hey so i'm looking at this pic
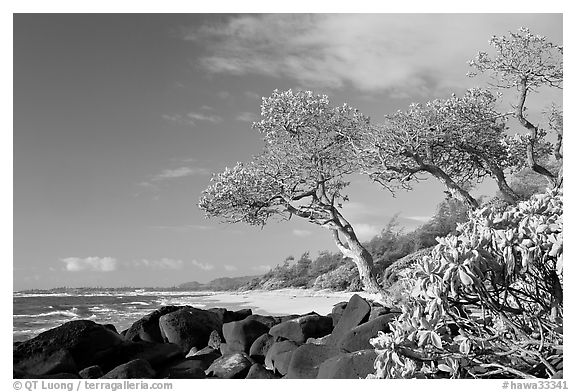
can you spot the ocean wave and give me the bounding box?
[157,297,207,307]
[124,301,151,306]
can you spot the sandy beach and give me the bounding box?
[207,288,385,316]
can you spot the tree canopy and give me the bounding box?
[199,89,380,292]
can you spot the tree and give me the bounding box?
[198,90,381,292]
[346,89,517,209]
[468,27,563,186]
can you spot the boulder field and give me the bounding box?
[13,294,400,379]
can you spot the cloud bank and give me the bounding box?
[61,257,118,272]
[182,14,560,96]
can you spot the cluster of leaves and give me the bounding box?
[369,189,563,379]
[467,27,563,89]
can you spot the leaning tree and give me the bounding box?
[199,90,381,292]
[345,88,520,209]
[468,27,563,187]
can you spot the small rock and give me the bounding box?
[205,352,253,379]
[102,359,156,379]
[306,335,331,345]
[79,365,103,379]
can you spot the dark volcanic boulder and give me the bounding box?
[102,359,156,379]
[13,320,125,376]
[79,365,103,379]
[264,340,299,376]
[124,306,182,343]
[269,313,333,344]
[285,343,343,379]
[208,308,252,324]
[14,348,77,377]
[327,295,370,346]
[244,314,278,329]
[159,307,222,353]
[222,318,270,353]
[316,350,378,379]
[205,352,253,379]
[92,341,184,373]
[248,333,275,364]
[338,314,397,353]
[246,363,280,379]
[331,301,348,327]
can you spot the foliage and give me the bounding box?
[347,88,516,207]
[369,189,563,379]
[467,27,562,90]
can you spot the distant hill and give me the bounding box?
[178,275,259,291]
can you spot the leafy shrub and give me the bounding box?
[313,261,362,291]
[370,189,563,379]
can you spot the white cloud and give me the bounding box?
[132,258,185,270]
[183,14,561,96]
[186,112,222,123]
[191,259,215,271]
[152,166,210,181]
[236,112,259,123]
[61,257,117,272]
[131,258,214,271]
[292,229,312,237]
[224,265,238,272]
[162,114,194,127]
[163,108,222,127]
[252,265,272,273]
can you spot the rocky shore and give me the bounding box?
[13,294,399,379]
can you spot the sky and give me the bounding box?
[13,13,563,290]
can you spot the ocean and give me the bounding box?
[13,289,257,342]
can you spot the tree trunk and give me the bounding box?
[488,163,521,203]
[421,163,480,209]
[516,79,558,187]
[331,229,381,293]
